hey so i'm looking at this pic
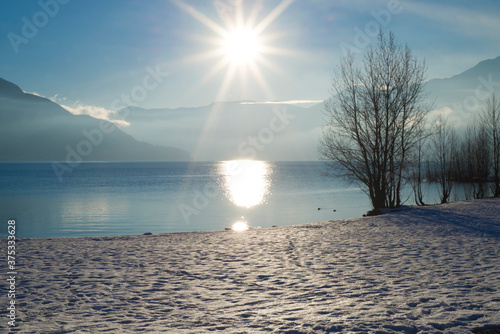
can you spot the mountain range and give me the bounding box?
[425,55,500,122]
[0,78,189,162]
[1,56,499,162]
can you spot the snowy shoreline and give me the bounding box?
[1,198,500,333]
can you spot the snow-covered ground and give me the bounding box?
[1,198,500,333]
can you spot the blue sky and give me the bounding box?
[1,0,500,115]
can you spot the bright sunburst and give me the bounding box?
[172,0,295,159]
[172,0,295,100]
[224,28,260,65]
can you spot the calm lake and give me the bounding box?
[0,161,454,238]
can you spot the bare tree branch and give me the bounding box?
[320,31,432,209]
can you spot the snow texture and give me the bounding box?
[1,198,499,333]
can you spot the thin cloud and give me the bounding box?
[241,99,323,105]
[60,103,130,127]
[26,91,44,97]
[26,91,130,127]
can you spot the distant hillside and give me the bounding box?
[425,56,500,123]
[0,78,190,162]
[114,101,324,161]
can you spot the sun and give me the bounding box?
[172,0,295,97]
[172,0,295,159]
[224,28,260,65]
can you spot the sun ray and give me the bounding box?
[191,63,237,160]
[181,57,229,99]
[215,61,238,102]
[246,0,264,29]
[191,102,224,161]
[171,0,227,37]
[254,0,295,35]
[238,61,250,95]
[249,62,275,99]
[234,0,245,30]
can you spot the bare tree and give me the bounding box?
[429,115,456,204]
[480,94,500,197]
[460,119,491,199]
[474,122,491,199]
[409,135,427,206]
[319,31,432,209]
[459,122,477,199]
[460,123,476,182]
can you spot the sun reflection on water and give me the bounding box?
[218,160,273,208]
[231,220,249,231]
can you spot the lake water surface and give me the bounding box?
[0,161,372,238]
[0,161,457,238]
